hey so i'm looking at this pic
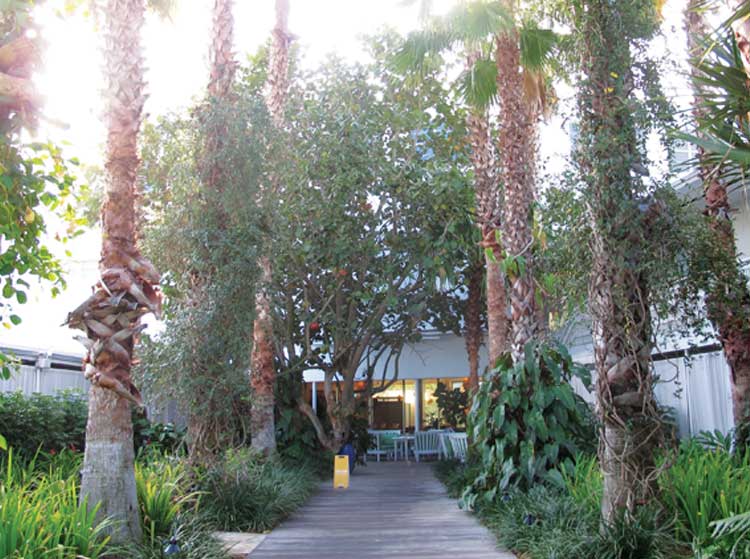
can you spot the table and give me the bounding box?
[394,435,414,462]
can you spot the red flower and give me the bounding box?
[49,449,57,455]
[310,321,320,332]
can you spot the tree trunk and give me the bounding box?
[465,50,505,368]
[250,0,290,454]
[687,0,750,439]
[68,0,159,544]
[81,388,141,543]
[464,261,484,390]
[495,26,538,363]
[577,0,661,522]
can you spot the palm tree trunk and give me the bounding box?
[464,261,484,390]
[577,0,660,522]
[466,51,506,367]
[250,0,291,453]
[688,1,750,439]
[68,0,160,544]
[495,27,538,363]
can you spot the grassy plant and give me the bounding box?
[0,450,112,559]
[135,455,200,545]
[659,441,750,552]
[433,459,479,499]
[122,513,228,559]
[198,448,318,532]
[559,453,602,514]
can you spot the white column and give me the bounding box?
[415,379,422,431]
[311,381,317,412]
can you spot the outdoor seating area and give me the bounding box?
[367,429,468,463]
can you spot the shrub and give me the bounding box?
[556,453,602,514]
[434,381,468,429]
[434,459,480,498]
[464,342,595,506]
[0,390,87,456]
[133,413,186,454]
[659,440,750,554]
[198,448,318,532]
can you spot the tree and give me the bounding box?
[250,0,291,455]
[271,56,472,451]
[397,1,557,363]
[568,0,664,521]
[0,2,79,377]
[683,1,750,442]
[65,0,160,543]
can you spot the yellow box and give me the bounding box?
[333,455,350,489]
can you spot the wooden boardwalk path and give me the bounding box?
[249,461,515,559]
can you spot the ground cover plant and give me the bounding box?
[436,434,750,559]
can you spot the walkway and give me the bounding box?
[249,461,514,559]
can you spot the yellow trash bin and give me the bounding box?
[333,455,350,489]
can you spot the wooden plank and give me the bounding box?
[249,461,515,558]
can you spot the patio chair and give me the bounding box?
[366,430,400,462]
[448,433,469,463]
[413,430,441,462]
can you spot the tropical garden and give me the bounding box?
[3,0,750,557]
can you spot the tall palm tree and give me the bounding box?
[66,0,160,543]
[464,259,485,389]
[397,1,554,365]
[728,0,750,78]
[573,0,661,521]
[494,1,539,362]
[685,1,750,441]
[250,0,291,454]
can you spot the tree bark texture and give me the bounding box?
[495,27,538,363]
[250,0,291,454]
[688,1,750,436]
[464,261,484,390]
[66,0,160,544]
[577,0,661,522]
[466,50,506,368]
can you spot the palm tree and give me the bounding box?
[250,0,291,454]
[66,0,160,543]
[464,259,484,389]
[572,0,661,521]
[728,0,750,78]
[397,1,554,364]
[685,1,750,441]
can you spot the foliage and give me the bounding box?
[0,0,83,373]
[0,389,185,458]
[0,450,112,559]
[463,342,595,505]
[0,390,87,457]
[136,89,270,455]
[197,448,318,533]
[434,381,468,429]
[270,41,474,449]
[557,453,602,514]
[658,440,750,554]
[434,459,480,499]
[132,414,186,454]
[122,513,228,559]
[135,455,197,545]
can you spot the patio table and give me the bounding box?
[394,434,414,462]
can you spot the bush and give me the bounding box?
[434,459,480,499]
[464,342,595,506]
[0,390,184,457]
[659,440,750,555]
[198,448,318,532]
[0,450,111,559]
[0,390,87,456]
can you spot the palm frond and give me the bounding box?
[519,25,557,72]
[457,56,498,109]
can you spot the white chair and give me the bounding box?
[413,430,441,462]
[448,433,469,463]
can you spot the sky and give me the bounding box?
[1,0,691,355]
